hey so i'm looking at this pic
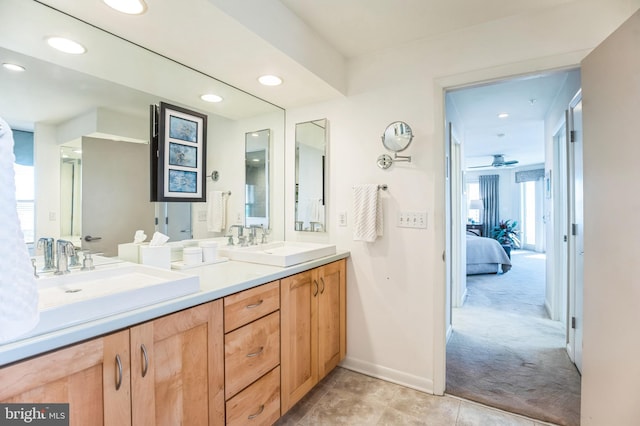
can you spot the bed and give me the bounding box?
[466,232,512,275]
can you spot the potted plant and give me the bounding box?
[491,219,521,258]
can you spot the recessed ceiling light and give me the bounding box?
[201,93,223,103]
[2,63,25,72]
[46,37,86,54]
[252,158,260,162]
[103,0,147,15]
[258,75,282,86]
[251,133,260,137]
[497,113,509,119]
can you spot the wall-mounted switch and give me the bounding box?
[397,211,427,229]
[198,210,207,222]
[338,211,347,226]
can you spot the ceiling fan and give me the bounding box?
[469,154,519,169]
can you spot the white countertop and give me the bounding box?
[0,250,350,367]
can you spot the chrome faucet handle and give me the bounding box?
[225,234,235,246]
[69,246,81,267]
[238,235,248,247]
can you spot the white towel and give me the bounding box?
[207,191,226,233]
[352,184,383,242]
[0,116,39,343]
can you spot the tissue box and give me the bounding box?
[118,243,142,263]
[140,246,171,270]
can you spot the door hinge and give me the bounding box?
[570,130,576,143]
[571,316,576,329]
[563,235,568,242]
[155,217,158,226]
[571,223,578,236]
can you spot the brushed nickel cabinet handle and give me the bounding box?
[246,299,264,309]
[248,404,265,420]
[115,354,123,390]
[246,346,264,358]
[141,344,149,378]
[313,280,319,297]
[320,277,325,294]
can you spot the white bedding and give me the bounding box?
[466,233,511,275]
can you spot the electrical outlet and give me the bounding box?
[49,212,56,221]
[338,211,347,226]
[397,211,427,229]
[198,210,207,221]
[236,212,243,224]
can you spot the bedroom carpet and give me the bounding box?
[446,250,581,426]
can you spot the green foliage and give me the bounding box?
[491,219,521,248]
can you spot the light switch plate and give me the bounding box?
[397,211,427,229]
[197,210,207,221]
[338,211,347,226]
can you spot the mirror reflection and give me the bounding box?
[381,121,413,152]
[245,129,270,229]
[2,0,285,256]
[295,119,327,232]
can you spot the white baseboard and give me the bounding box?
[340,356,434,394]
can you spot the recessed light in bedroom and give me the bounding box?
[46,37,86,54]
[103,0,147,15]
[497,112,509,119]
[201,94,223,103]
[258,75,282,86]
[2,63,25,72]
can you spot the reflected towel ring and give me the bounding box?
[209,170,219,182]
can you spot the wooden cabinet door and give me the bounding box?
[0,330,132,426]
[317,259,346,379]
[280,269,318,412]
[130,300,225,426]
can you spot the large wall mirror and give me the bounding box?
[1,0,285,256]
[245,130,270,229]
[295,119,327,232]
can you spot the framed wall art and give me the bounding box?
[150,102,207,202]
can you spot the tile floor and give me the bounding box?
[276,367,557,426]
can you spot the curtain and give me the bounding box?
[479,174,499,238]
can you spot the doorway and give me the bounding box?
[443,69,582,425]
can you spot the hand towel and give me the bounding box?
[207,190,226,233]
[0,116,39,343]
[353,184,383,242]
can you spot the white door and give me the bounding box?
[157,202,192,241]
[567,93,584,373]
[82,138,155,257]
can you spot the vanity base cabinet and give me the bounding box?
[280,259,346,413]
[0,300,224,426]
[130,299,225,426]
[0,330,132,426]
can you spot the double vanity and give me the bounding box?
[0,241,348,425]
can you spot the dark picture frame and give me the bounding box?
[150,102,207,202]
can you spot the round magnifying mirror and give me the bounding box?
[381,121,413,152]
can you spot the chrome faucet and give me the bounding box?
[227,225,244,245]
[249,224,264,245]
[54,240,75,275]
[37,237,55,271]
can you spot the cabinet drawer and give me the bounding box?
[224,281,280,333]
[225,311,280,399]
[226,366,280,426]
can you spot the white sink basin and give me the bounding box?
[218,241,336,267]
[30,263,200,337]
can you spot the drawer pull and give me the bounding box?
[313,280,319,297]
[115,354,123,391]
[141,344,149,378]
[246,346,264,358]
[320,277,325,294]
[247,404,265,420]
[246,299,264,309]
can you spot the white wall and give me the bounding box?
[581,10,640,425]
[285,1,640,395]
